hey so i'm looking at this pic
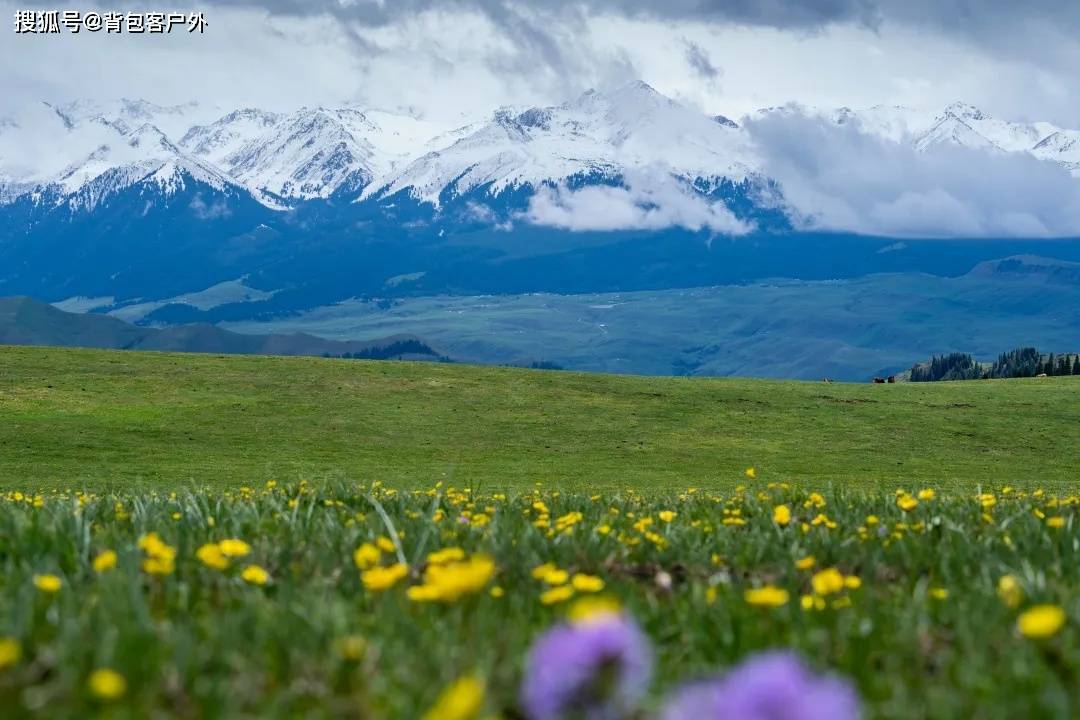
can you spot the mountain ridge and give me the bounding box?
[4,86,1078,215]
[0,296,448,361]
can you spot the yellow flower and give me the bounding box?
[1046,516,1066,529]
[540,585,575,605]
[376,536,397,554]
[930,587,949,600]
[917,489,936,501]
[427,547,466,565]
[744,585,789,607]
[795,555,816,570]
[87,668,126,700]
[811,568,845,596]
[138,532,176,575]
[408,555,496,603]
[422,674,485,720]
[844,576,862,590]
[745,467,756,479]
[33,574,61,593]
[92,550,118,573]
[353,543,382,570]
[531,563,569,586]
[1017,605,1066,639]
[896,494,918,512]
[571,573,605,593]
[142,556,175,575]
[196,543,230,570]
[658,510,677,523]
[362,563,409,591]
[0,637,21,669]
[241,564,270,586]
[490,586,505,598]
[997,575,1024,609]
[773,504,791,526]
[335,635,367,661]
[567,596,622,623]
[218,539,251,558]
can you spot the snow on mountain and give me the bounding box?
[181,106,448,200]
[913,114,1004,153]
[0,102,267,212]
[178,109,284,166]
[2,89,1078,217]
[362,81,759,206]
[54,98,212,141]
[934,102,1059,153]
[1032,130,1080,173]
[56,123,245,212]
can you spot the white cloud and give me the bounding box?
[525,171,752,234]
[3,3,1080,128]
[747,112,1080,238]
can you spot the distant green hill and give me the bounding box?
[0,344,1076,491]
[0,296,446,361]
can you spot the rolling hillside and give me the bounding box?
[0,296,446,360]
[0,345,1076,490]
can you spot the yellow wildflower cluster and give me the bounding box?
[138,532,176,575]
[532,562,605,605]
[408,554,496,603]
[800,566,861,611]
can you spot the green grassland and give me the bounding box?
[2,345,1080,719]
[0,344,1078,491]
[1,484,1079,719]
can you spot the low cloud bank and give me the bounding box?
[525,170,752,235]
[746,112,1080,239]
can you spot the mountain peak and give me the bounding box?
[943,101,987,122]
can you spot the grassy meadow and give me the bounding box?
[0,345,1079,718]
[0,345,1078,490]
[0,482,1079,718]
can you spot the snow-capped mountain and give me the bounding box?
[0,99,256,213]
[59,123,251,212]
[1032,130,1080,171]
[362,81,759,206]
[183,107,444,201]
[2,85,1079,221]
[53,98,212,143]
[178,109,283,166]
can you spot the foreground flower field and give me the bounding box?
[0,478,1078,718]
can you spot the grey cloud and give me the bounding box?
[747,112,1080,239]
[683,40,721,80]
[50,1,1078,34]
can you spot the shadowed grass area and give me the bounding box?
[0,344,1077,491]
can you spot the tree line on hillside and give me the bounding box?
[322,339,452,362]
[909,347,1080,382]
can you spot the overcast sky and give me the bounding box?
[3,0,1080,126]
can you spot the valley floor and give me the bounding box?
[219,271,1080,380]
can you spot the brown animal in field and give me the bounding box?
[887,376,896,383]
[873,377,886,384]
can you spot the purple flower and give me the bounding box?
[661,651,860,720]
[521,612,653,720]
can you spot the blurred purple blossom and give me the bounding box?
[660,651,860,720]
[521,612,652,720]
